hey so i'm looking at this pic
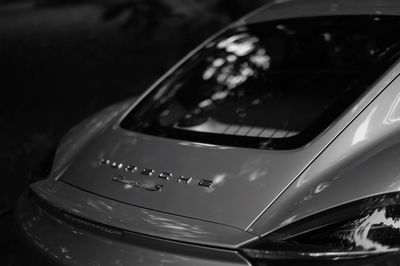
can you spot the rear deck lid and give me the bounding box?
[61,15,400,229]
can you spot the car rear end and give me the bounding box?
[15,0,400,265]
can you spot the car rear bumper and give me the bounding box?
[14,190,250,266]
[15,189,400,266]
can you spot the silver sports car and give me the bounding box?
[15,0,400,265]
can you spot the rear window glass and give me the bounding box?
[121,16,400,149]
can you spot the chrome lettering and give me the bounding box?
[177,176,192,184]
[159,172,172,180]
[141,168,155,176]
[100,158,111,165]
[125,165,138,173]
[199,179,213,188]
[101,159,214,190]
[111,162,124,169]
[112,175,163,192]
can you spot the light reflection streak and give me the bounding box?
[204,32,271,87]
[384,92,400,124]
[280,215,297,227]
[178,141,232,149]
[314,182,330,194]
[352,107,377,145]
[54,102,131,175]
[140,210,211,239]
[238,157,269,183]
[86,199,115,215]
[213,173,227,186]
[295,167,311,187]
[345,208,400,251]
[248,169,268,182]
[294,182,330,206]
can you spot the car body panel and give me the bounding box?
[15,191,250,266]
[243,0,400,25]
[49,98,136,178]
[31,179,256,248]
[14,0,400,264]
[15,190,400,265]
[250,67,400,236]
[61,126,318,230]
[59,58,400,231]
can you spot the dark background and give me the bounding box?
[0,0,268,264]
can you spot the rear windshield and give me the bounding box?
[121,16,400,149]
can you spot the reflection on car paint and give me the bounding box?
[352,107,378,146]
[140,210,211,239]
[347,208,398,251]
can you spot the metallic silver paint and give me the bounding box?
[250,69,400,236]
[59,59,400,230]
[52,99,135,180]
[243,0,400,25]
[30,179,257,248]
[16,191,251,266]
[16,1,400,264]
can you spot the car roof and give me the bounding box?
[244,0,400,24]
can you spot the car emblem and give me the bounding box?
[100,158,214,190]
[112,175,164,192]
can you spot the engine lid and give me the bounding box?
[61,127,332,230]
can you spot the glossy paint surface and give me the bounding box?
[15,192,249,266]
[58,57,400,231]
[50,98,135,177]
[243,0,400,25]
[31,179,256,248]
[250,66,400,236]
[17,0,400,261]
